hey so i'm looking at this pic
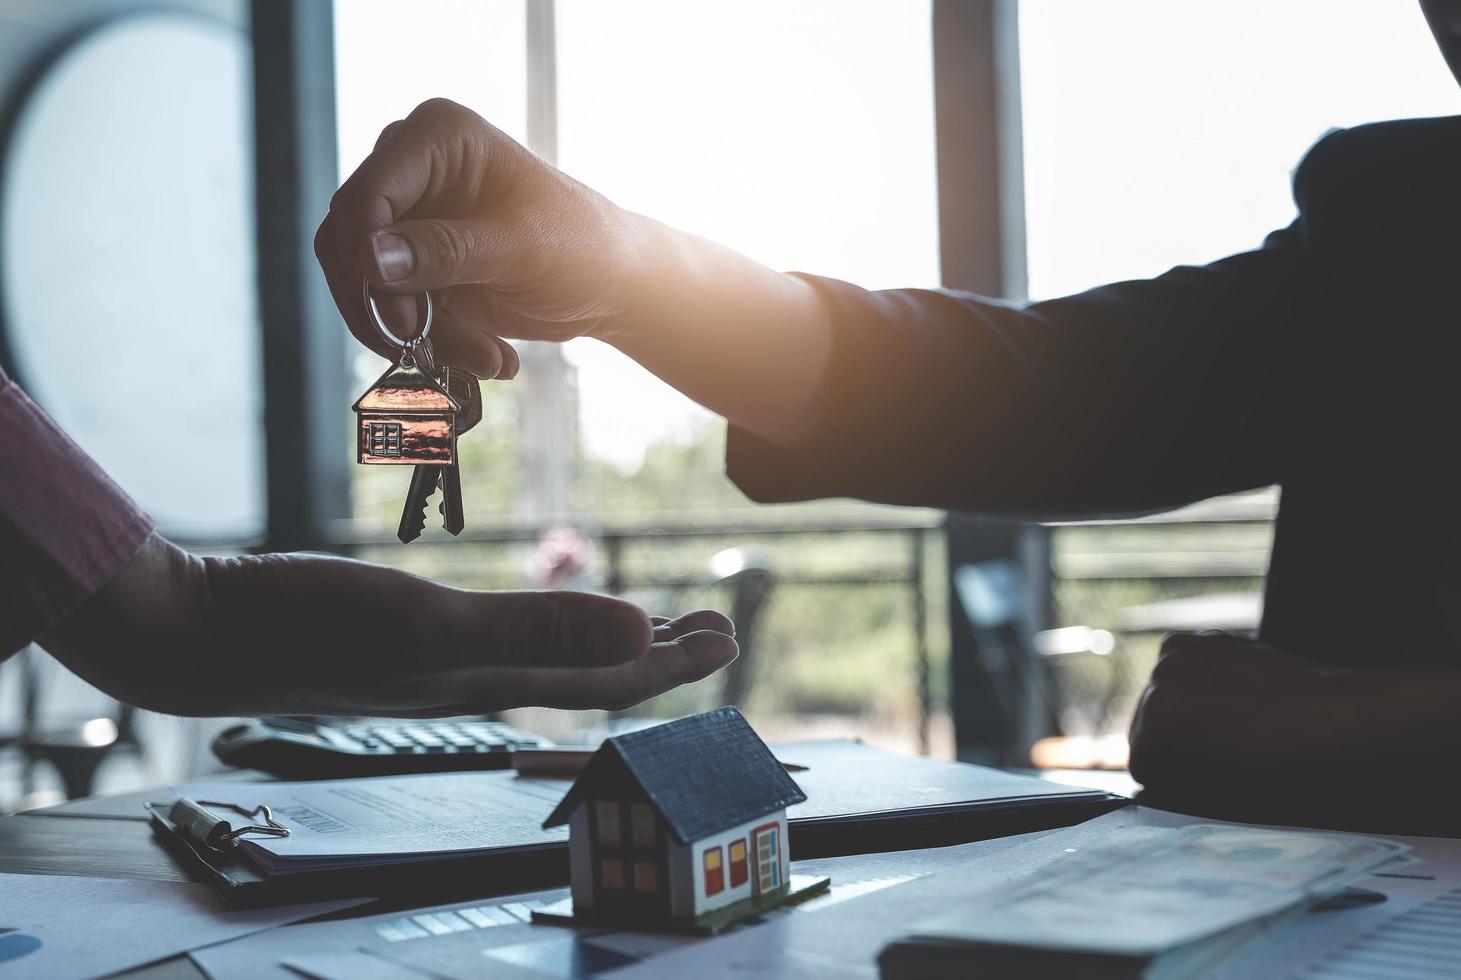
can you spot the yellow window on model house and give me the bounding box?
[630,803,656,846]
[595,801,621,846]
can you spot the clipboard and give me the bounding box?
[145,797,568,908]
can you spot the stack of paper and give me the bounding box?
[878,824,1409,980]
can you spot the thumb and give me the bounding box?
[363,218,517,294]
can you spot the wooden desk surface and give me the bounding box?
[3,776,276,979]
[3,802,196,977]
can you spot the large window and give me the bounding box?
[1021,0,1458,299]
[1018,0,1459,766]
[334,2,944,753]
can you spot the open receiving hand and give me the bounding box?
[1126,630,1361,789]
[317,98,645,380]
[39,533,738,717]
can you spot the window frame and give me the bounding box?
[593,800,622,847]
[728,838,748,888]
[630,802,656,847]
[633,860,659,893]
[310,1,1019,762]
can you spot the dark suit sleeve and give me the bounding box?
[726,225,1310,519]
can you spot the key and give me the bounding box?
[397,462,443,544]
[396,368,479,542]
[439,461,464,535]
[445,367,483,436]
[436,368,482,537]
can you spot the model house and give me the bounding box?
[351,359,459,465]
[541,707,820,928]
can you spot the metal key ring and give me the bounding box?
[364,280,433,349]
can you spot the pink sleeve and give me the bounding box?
[0,366,154,660]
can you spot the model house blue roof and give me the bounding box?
[542,707,806,844]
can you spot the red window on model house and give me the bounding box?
[728,839,748,888]
[703,846,724,895]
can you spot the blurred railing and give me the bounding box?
[328,511,945,750]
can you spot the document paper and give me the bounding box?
[0,872,358,980]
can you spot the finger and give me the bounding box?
[442,286,557,342]
[439,590,653,672]
[653,609,735,642]
[503,629,739,711]
[429,306,506,379]
[374,119,404,151]
[649,616,672,626]
[349,630,739,717]
[330,99,525,287]
[495,337,521,381]
[360,216,528,294]
[372,291,423,343]
[316,212,394,361]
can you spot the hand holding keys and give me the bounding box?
[350,282,486,543]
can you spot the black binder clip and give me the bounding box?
[169,797,291,852]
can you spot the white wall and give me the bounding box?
[684,812,789,917]
[568,806,594,911]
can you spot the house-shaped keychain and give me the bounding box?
[533,707,830,934]
[351,357,460,464]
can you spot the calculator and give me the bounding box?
[211,716,553,779]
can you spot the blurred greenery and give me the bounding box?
[1051,517,1273,736]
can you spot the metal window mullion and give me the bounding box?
[933,1,1050,765]
[252,0,350,553]
[518,0,575,521]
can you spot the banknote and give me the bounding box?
[895,824,1409,956]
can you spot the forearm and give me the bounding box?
[603,212,835,447]
[36,532,479,715]
[36,530,687,718]
[37,532,212,714]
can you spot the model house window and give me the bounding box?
[633,861,659,893]
[728,839,748,888]
[755,826,781,891]
[600,858,624,889]
[368,421,402,457]
[703,846,724,896]
[630,803,656,847]
[594,801,621,846]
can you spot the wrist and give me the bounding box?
[589,208,680,347]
